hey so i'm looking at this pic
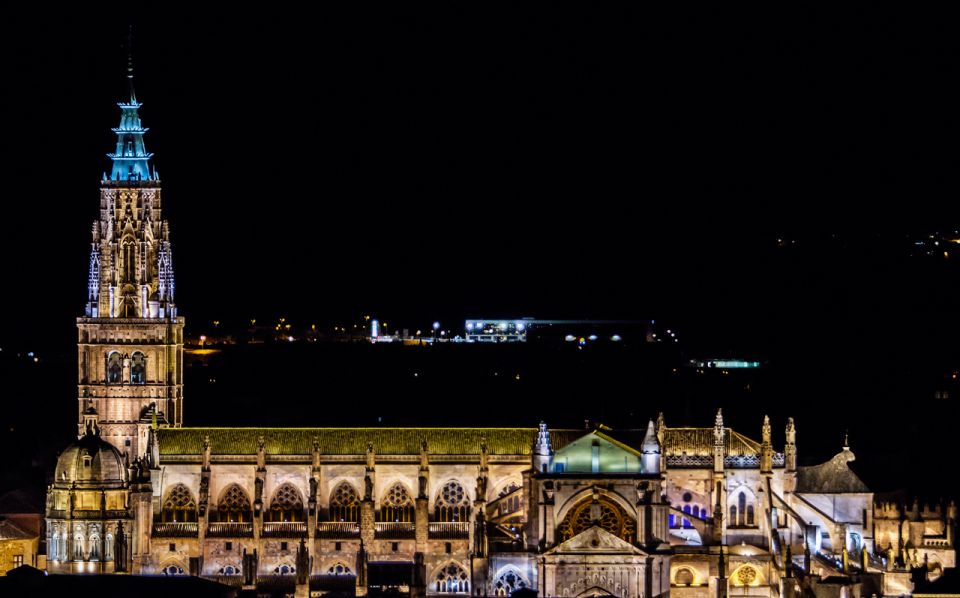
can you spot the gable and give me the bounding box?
[550,432,643,474]
[546,525,646,555]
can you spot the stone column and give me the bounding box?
[415,497,429,553]
[360,499,375,548]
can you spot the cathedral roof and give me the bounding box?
[157,427,584,457]
[53,429,127,489]
[157,425,767,459]
[796,447,870,493]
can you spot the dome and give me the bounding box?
[54,429,127,489]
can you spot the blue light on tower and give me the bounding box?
[106,47,155,181]
[371,319,380,339]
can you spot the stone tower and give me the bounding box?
[76,56,184,458]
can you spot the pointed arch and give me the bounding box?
[435,480,471,522]
[557,493,637,544]
[162,483,197,523]
[328,481,359,522]
[378,482,414,522]
[107,351,123,384]
[493,565,530,596]
[267,482,305,522]
[434,561,470,594]
[215,484,251,522]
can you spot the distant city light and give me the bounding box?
[693,359,760,369]
[611,335,622,341]
[433,321,440,330]
[467,323,474,330]
[588,335,598,341]
[565,335,576,342]
[287,336,294,342]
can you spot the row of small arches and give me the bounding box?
[668,492,756,528]
[161,480,475,524]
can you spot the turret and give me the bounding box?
[641,419,661,474]
[533,421,552,473]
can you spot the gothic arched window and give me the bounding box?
[268,483,305,522]
[74,533,84,560]
[216,484,252,523]
[107,352,122,384]
[89,530,101,561]
[729,505,738,527]
[105,533,114,561]
[493,569,528,596]
[122,238,136,284]
[747,504,755,526]
[378,483,414,522]
[435,481,471,522]
[130,352,146,385]
[436,563,470,594]
[162,484,197,523]
[329,482,359,522]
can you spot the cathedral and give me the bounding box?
[44,69,957,598]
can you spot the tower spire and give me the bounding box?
[108,27,153,182]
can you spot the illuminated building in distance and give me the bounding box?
[464,319,651,344]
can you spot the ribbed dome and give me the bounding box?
[54,431,126,489]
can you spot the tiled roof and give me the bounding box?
[158,427,583,456]
[157,426,763,458]
[0,518,34,541]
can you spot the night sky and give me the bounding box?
[2,6,958,343]
[2,7,960,498]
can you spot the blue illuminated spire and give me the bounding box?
[107,36,155,181]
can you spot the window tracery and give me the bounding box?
[162,484,197,523]
[268,483,305,522]
[329,482,359,522]
[216,484,251,522]
[378,482,414,522]
[435,480,470,522]
[436,563,469,593]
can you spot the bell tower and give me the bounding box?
[76,52,184,458]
